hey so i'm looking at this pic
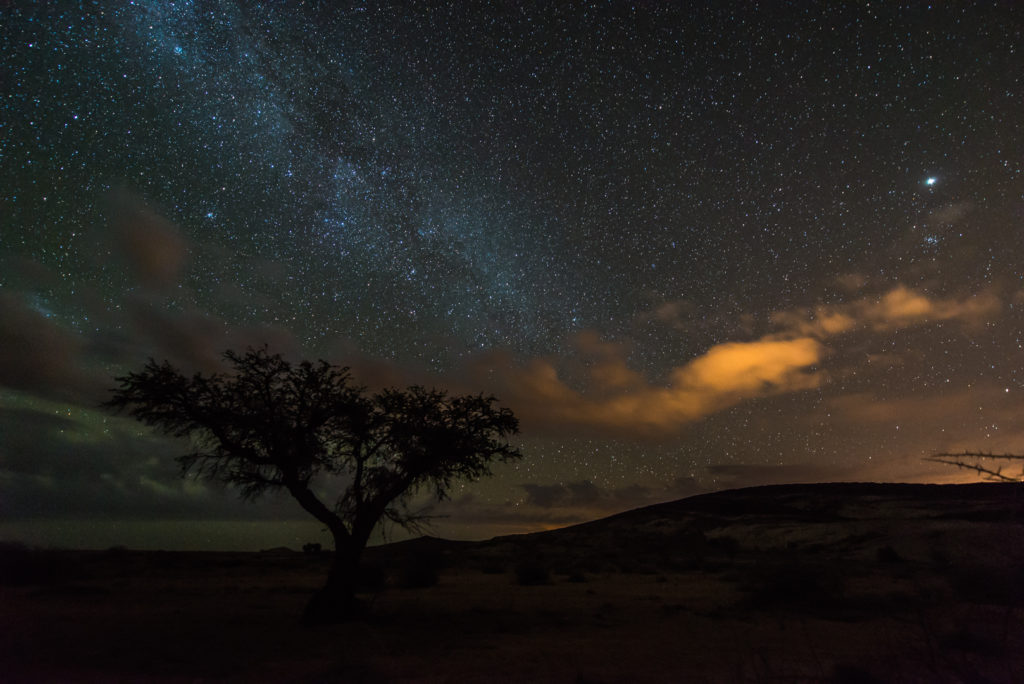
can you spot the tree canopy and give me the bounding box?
[106,347,521,621]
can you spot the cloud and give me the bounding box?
[476,285,1001,438]
[121,295,302,373]
[0,294,103,403]
[567,331,645,393]
[0,403,310,521]
[635,299,698,330]
[0,255,64,291]
[107,191,189,290]
[772,285,1000,339]
[835,273,868,291]
[521,480,605,508]
[479,334,824,435]
[928,201,973,225]
[672,338,822,396]
[873,286,998,327]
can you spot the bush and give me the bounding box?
[876,545,903,563]
[740,561,844,614]
[0,544,82,586]
[708,534,739,557]
[514,562,550,586]
[398,549,443,588]
[831,663,884,684]
[358,563,388,592]
[946,564,1023,606]
[400,563,439,588]
[480,562,506,575]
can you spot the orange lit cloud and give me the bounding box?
[772,285,1000,338]
[487,335,824,435]
[490,285,1001,437]
[673,338,822,395]
[872,286,999,327]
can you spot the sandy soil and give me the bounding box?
[2,549,1022,683]
[4,483,1023,682]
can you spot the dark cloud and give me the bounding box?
[0,408,79,476]
[107,190,189,290]
[0,255,64,291]
[123,295,302,373]
[521,480,604,509]
[0,294,104,404]
[0,406,307,522]
[124,298,234,372]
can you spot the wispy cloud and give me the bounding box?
[928,201,973,225]
[772,285,1000,338]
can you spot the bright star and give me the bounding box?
[925,177,938,186]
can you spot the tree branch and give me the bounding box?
[925,452,1024,482]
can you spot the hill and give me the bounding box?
[388,481,1024,576]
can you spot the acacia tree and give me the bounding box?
[105,347,521,623]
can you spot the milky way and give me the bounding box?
[2,2,1022,548]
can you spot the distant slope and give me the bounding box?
[437,481,1024,575]
[574,481,1024,526]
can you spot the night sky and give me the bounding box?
[2,2,1023,550]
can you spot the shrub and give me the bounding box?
[0,544,82,586]
[708,534,739,557]
[398,549,443,588]
[876,545,903,563]
[831,663,883,684]
[480,562,506,575]
[514,562,550,586]
[946,564,1023,606]
[740,561,844,615]
[400,563,439,588]
[358,563,388,592]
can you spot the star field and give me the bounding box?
[1,2,1023,548]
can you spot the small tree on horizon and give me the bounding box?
[105,347,521,623]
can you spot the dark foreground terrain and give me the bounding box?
[3,482,1024,682]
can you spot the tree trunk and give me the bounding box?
[302,538,364,625]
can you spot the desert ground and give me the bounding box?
[3,482,1024,683]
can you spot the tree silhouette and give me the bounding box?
[105,347,521,623]
[926,452,1024,482]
